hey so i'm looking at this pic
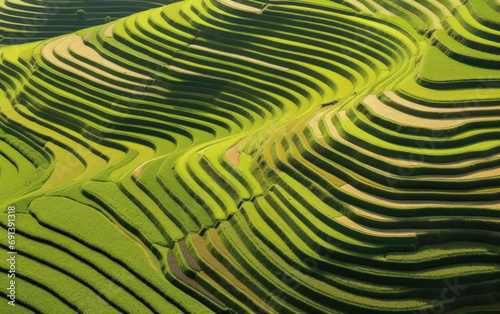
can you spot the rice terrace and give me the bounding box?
[0,0,500,312]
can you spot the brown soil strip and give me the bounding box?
[70,38,150,79]
[133,155,165,178]
[341,183,500,208]
[324,108,419,165]
[191,233,276,313]
[199,273,239,307]
[446,302,500,313]
[291,116,346,186]
[350,205,398,222]
[169,65,209,77]
[428,0,452,17]
[207,229,239,265]
[412,163,500,180]
[370,1,394,16]
[309,113,324,140]
[341,103,500,180]
[351,204,500,224]
[369,1,394,15]
[189,44,289,71]
[384,91,500,116]
[338,110,349,120]
[218,0,261,12]
[43,35,151,97]
[98,204,160,271]
[179,240,202,272]
[105,23,116,38]
[225,138,245,168]
[311,110,417,186]
[133,162,147,178]
[334,215,415,237]
[324,107,500,169]
[167,250,227,308]
[136,241,158,270]
[412,1,443,29]
[343,0,372,13]
[364,94,467,128]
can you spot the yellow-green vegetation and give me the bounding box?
[1,0,499,313]
[0,0,178,44]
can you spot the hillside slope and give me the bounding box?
[1,0,500,312]
[0,0,177,44]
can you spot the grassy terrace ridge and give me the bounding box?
[0,0,500,312]
[0,0,179,45]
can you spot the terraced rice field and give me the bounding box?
[0,0,177,44]
[1,0,500,312]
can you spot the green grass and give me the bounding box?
[417,46,500,85]
[0,0,499,312]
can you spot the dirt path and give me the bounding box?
[105,23,116,38]
[308,112,324,140]
[335,215,415,237]
[341,183,500,208]
[134,155,166,178]
[225,138,245,168]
